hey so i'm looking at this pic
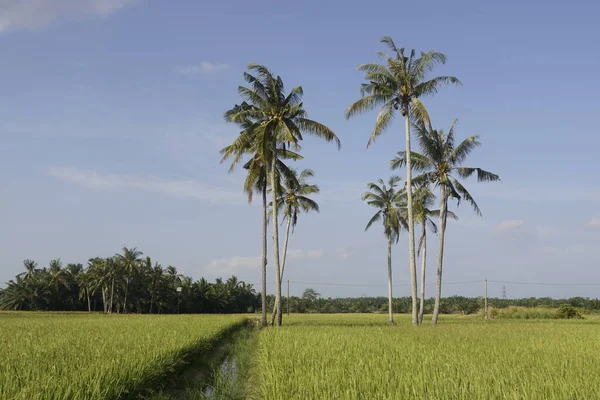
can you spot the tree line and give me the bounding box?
[0,248,259,314]
[266,291,600,315]
[222,36,500,326]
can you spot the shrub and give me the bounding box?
[556,304,584,319]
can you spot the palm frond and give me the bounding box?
[452,178,482,216]
[365,210,382,231]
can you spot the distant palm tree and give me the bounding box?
[19,259,39,281]
[270,168,320,325]
[346,37,461,325]
[391,120,499,324]
[115,247,142,313]
[225,63,339,326]
[362,176,407,324]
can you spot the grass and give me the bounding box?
[254,313,600,399]
[4,312,600,399]
[0,312,246,400]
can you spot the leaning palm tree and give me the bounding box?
[391,120,499,324]
[225,63,340,326]
[346,37,461,325]
[362,176,407,325]
[221,125,300,327]
[269,168,320,325]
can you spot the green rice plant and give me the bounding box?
[0,312,245,400]
[255,314,600,399]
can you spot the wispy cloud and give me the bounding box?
[46,166,244,205]
[587,217,600,228]
[174,62,231,75]
[205,249,324,276]
[205,256,261,276]
[0,0,138,33]
[287,249,325,260]
[495,220,526,232]
[335,247,353,260]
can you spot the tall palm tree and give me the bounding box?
[269,168,320,325]
[346,36,461,325]
[221,134,300,327]
[406,186,458,324]
[115,247,142,313]
[225,63,340,326]
[391,120,499,324]
[362,176,407,325]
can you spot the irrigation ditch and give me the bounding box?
[147,319,259,400]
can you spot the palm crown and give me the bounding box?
[391,120,500,215]
[362,176,408,243]
[345,36,462,145]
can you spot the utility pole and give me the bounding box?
[287,280,290,316]
[484,279,488,319]
[502,285,507,300]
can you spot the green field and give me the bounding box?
[0,312,245,400]
[2,312,600,399]
[254,314,600,400]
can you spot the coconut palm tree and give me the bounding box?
[221,133,300,327]
[19,259,39,281]
[269,168,320,325]
[346,37,461,325]
[406,186,458,324]
[225,63,340,326]
[115,247,142,313]
[362,176,407,325]
[390,120,499,324]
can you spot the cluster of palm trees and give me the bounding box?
[223,36,499,326]
[0,248,258,314]
[221,64,340,327]
[349,37,500,325]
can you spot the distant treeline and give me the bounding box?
[2,251,599,315]
[0,250,259,314]
[267,293,600,315]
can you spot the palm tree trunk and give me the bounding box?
[271,215,292,325]
[387,238,394,325]
[270,155,283,326]
[109,277,115,314]
[149,291,154,314]
[432,185,448,325]
[102,286,107,313]
[404,110,418,326]
[87,291,91,313]
[261,185,268,327]
[123,278,128,314]
[418,222,427,325]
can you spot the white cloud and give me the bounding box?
[495,220,526,232]
[46,166,244,205]
[335,247,352,260]
[0,0,138,33]
[205,256,261,276]
[204,249,324,276]
[586,217,600,228]
[287,249,325,260]
[174,62,230,75]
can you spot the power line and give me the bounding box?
[488,280,600,286]
[250,279,600,288]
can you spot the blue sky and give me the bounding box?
[1,0,600,299]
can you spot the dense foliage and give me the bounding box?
[0,248,259,314]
